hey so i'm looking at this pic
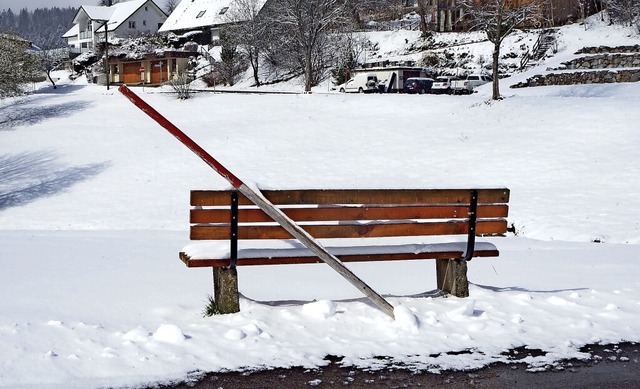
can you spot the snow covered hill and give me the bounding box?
[0,15,639,389]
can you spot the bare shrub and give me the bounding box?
[168,74,193,99]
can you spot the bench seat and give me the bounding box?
[180,237,499,267]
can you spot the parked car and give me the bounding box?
[451,74,493,94]
[403,77,434,94]
[431,76,459,95]
[337,73,379,93]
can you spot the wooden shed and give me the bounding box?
[108,50,197,86]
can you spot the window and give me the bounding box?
[219,7,228,15]
[196,10,206,18]
[129,21,136,28]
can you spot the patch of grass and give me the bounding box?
[202,294,222,317]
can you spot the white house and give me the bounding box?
[63,0,167,55]
[158,0,268,46]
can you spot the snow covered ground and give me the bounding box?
[1,17,639,389]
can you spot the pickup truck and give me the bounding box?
[450,74,493,94]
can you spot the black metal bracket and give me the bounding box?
[230,191,239,268]
[462,189,479,262]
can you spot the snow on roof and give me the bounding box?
[158,0,268,33]
[62,24,79,38]
[71,1,163,32]
[81,5,115,22]
[96,0,152,32]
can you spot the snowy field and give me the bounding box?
[1,18,640,389]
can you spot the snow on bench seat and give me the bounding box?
[180,236,499,267]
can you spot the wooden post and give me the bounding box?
[213,267,240,314]
[436,259,469,298]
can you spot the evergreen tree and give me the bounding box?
[0,9,17,32]
[213,28,246,86]
[0,32,42,98]
[17,8,30,33]
[0,7,77,48]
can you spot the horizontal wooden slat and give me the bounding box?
[180,249,500,267]
[190,220,508,240]
[190,204,509,224]
[191,188,510,207]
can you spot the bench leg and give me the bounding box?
[436,259,469,298]
[213,267,240,314]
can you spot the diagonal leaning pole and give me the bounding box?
[118,85,395,319]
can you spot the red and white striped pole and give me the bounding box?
[118,85,395,319]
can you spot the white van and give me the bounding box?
[338,73,379,93]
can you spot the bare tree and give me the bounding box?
[266,0,351,92]
[225,0,269,86]
[37,48,67,89]
[164,0,180,14]
[344,0,389,27]
[603,0,640,27]
[458,0,543,99]
[330,32,370,84]
[168,73,193,99]
[34,34,69,90]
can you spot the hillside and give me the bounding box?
[0,15,639,389]
[220,14,640,91]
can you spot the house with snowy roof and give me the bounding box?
[158,0,269,46]
[63,0,167,56]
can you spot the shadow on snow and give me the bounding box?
[0,96,92,131]
[0,150,110,210]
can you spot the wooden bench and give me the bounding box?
[179,188,510,314]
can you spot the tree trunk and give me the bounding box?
[252,64,260,87]
[492,42,501,100]
[417,0,430,38]
[46,70,57,89]
[304,49,313,92]
[250,50,260,87]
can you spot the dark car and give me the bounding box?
[403,77,434,94]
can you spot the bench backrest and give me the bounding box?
[188,189,510,240]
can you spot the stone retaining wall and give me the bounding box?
[557,53,640,70]
[511,45,640,88]
[512,69,640,88]
[575,45,640,54]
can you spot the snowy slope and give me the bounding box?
[0,16,639,389]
